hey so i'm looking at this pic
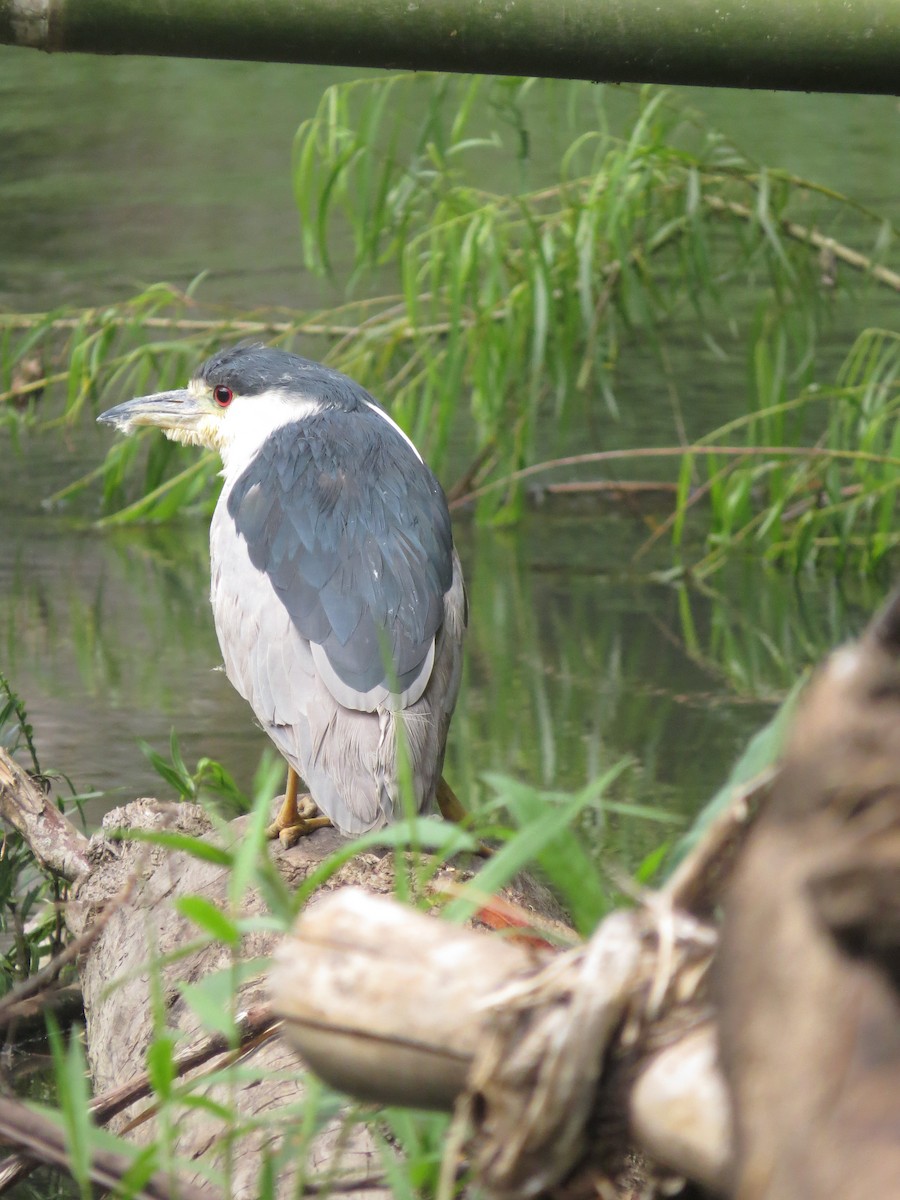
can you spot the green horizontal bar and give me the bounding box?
[1,0,899,95]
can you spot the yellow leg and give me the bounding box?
[436,776,492,857]
[266,766,332,846]
[436,776,468,824]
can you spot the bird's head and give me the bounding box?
[98,344,383,474]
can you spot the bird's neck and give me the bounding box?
[218,391,322,480]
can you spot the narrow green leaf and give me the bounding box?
[176,895,240,946]
[146,1032,177,1100]
[47,1018,93,1200]
[112,828,233,867]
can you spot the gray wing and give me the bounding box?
[224,408,454,712]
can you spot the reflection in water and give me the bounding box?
[0,513,258,821]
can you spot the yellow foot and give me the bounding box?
[266,793,332,846]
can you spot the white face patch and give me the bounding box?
[363,401,423,463]
[216,388,323,478]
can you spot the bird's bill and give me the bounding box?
[97,389,207,436]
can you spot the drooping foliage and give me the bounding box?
[2,76,898,568]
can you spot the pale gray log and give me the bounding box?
[0,748,91,882]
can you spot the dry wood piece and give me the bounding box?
[270,887,723,1196]
[270,887,548,1111]
[49,796,559,1200]
[629,1024,731,1194]
[68,804,399,1200]
[7,591,900,1198]
[465,910,643,1198]
[717,588,900,1200]
[0,748,91,882]
[0,1093,209,1200]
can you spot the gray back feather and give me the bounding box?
[226,408,453,708]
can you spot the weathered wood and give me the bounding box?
[271,888,724,1195]
[717,588,900,1200]
[0,748,91,882]
[466,908,647,1199]
[0,1093,209,1200]
[629,1024,731,1194]
[270,887,547,1111]
[62,798,562,1199]
[68,803,388,1198]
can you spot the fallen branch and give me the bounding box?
[270,888,725,1194]
[0,1003,278,1195]
[270,588,900,1199]
[0,1094,209,1200]
[0,982,82,1034]
[0,750,90,882]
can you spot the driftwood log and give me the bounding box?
[270,588,900,1200]
[0,757,567,1198]
[2,589,900,1199]
[269,844,731,1197]
[717,588,900,1199]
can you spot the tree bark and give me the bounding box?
[0,748,91,883]
[0,0,899,96]
[270,589,900,1200]
[61,798,566,1199]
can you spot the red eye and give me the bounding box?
[213,385,233,408]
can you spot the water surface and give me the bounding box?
[1,47,897,863]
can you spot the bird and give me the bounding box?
[98,344,467,843]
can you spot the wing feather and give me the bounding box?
[223,407,453,712]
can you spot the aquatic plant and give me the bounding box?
[1,77,897,572]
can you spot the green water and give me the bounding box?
[1,47,898,862]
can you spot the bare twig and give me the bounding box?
[92,1003,278,1125]
[0,982,82,1033]
[451,443,900,511]
[0,1151,35,1193]
[0,1004,279,1194]
[704,195,900,292]
[299,1175,389,1194]
[532,479,679,499]
[446,442,498,505]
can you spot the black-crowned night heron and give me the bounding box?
[98,344,467,843]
